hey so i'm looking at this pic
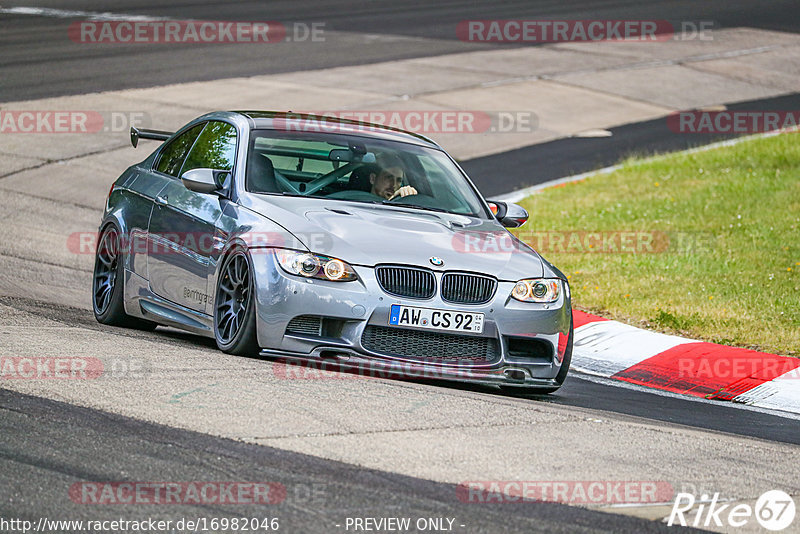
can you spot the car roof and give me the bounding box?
[232,110,440,148]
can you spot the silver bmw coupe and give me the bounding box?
[93,111,572,392]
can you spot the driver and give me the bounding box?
[370,154,417,200]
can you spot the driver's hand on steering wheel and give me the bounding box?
[388,185,418,200]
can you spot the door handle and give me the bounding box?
[155,194,168,205]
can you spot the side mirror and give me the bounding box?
[181,168,226,194]
[487,200,528,228]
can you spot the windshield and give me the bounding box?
[245,129,488,217]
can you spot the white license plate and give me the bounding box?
[388,304,484,334]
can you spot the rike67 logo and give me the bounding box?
[668,490,796,531]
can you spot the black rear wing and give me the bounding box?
[130,126,173,148]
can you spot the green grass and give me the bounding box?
[512,133,800,357]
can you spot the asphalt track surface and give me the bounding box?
[1,0,799,101]
[0,387,694,534]
[3,297,800,446]
[463,92,800,197]
[1,1,799,532]
[0,298,796,532]
[4,295,798,447]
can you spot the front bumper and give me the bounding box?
[250,250,571,388]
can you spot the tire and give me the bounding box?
[93,225,157,330]
[213,248,259,356]
[500,317,573,395]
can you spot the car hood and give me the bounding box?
[244,195,544,280]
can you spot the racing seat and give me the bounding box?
[247,153,279,193]
[347,163,381,192]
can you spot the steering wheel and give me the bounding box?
[326,190,384,202]
[385,193,438,206]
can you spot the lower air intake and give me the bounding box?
[285,315,323,336]
[361,326,500,364]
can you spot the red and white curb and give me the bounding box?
[572,311,800,415]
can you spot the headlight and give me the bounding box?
[275,250,358,282]
[511,278,561,303]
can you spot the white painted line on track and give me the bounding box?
[572,129,613,138]
[0,6,166,21]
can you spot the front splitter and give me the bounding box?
[260,347,560,389]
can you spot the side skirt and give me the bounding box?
[124,269,215,337]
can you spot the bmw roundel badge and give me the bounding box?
[429,257,444,267]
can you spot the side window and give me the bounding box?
[180,122,237,178]
[155,123,205,177]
